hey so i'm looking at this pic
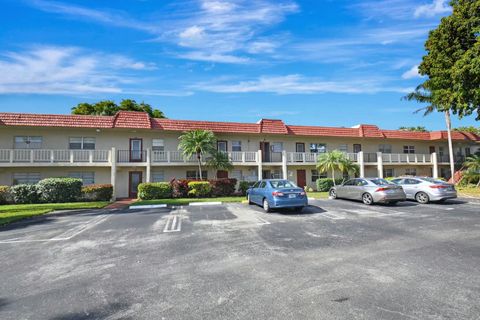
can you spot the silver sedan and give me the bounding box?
[391,177,457,204]
[329,178,406,205]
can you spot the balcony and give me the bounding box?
[150,150,258,164]
[0,149,110,165]
[287,152,358,164]
[380,153,432,164]
[117,150,147,163]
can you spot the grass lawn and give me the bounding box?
[0,201,110,225]
[134,196,246,206]
[457,186,480,198]
[307,191,329,199]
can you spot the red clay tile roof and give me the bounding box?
[0,111,478,142]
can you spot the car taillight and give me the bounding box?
[430,185,448,189]
[375,187,389,192]
[300,191,306,196]
[272,191,284,197]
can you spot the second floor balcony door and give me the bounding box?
[260,142,270,162]
[353,144,362,153]
[130,138,143,162]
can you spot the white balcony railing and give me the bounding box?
[381,153,432,164]
[0,149,110,164]
[150,151,258,164]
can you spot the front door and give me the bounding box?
[353,144,362,153]
[297,169,306,188]
[130,138,143,162]
[260,142,270,162]
[129,171,142,198]
[429,146,436,154]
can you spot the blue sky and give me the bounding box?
[0,0,478,130]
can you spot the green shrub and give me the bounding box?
[37,178,83,203]
[316,178,345,192]
[10,184,40,204]
[187,181,212,198]
[238,181,256,195]
[170,179,191,198]
[138,182,172,200]
[0,186,10,204]
[82,184,113,201]
[210,179,237,197]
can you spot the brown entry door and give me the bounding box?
[297,170,306,188]
[217,170,228,179]
[129,171,142,198]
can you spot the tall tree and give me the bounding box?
[207,151,234,178]
[463,155,480,187]
[72,99,166,118]
[404,0,480,179]
[316,150,359,185]
[454,126,480,135]
[178,130,216,180]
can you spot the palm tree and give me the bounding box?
[463,155,480,187]
[207,151,233,178]
[316,150,359,186]
[178,130,216,180]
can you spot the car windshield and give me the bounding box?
[419,177,445,184]
[269,180,297,188]
[370,179,393,186]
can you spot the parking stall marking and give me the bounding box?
[163,215,182,233]
[0,214,109,244]
[319,211,346,220]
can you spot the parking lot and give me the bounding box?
[0,198,479,319]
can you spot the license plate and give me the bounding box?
[289,194,296,198]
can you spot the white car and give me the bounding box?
[391,177,457,204]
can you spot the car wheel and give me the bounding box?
[329,189,337,199]
[263,198,271,213]
[415,192,430,204]
[362,193,374,205]
[247,195,253,205]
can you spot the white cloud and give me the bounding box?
[414,0,451,18]
[0,46,185,96]
[193,74,410,94]
[402,65,422,79]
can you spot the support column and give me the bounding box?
[257,149,263,181]
[358,151,365,178]
[432,152,439,178]
[377,152,383,178]
[282,150,288,179]
[110,147,117,200]
[146,148,151,183]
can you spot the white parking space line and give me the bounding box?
[0,214,109,244]
[189,202,222,206]
[163,215,182,233]
[256,217,271,225]
[320,211,346,220]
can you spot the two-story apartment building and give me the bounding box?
[0,111,479,199]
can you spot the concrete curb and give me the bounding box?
[189,202,222,206]
[129,204,168,210]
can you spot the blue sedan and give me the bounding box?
[247,179,308,212]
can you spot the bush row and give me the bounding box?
[138,178,239,200]
[0,180,113,204]
[316,178,345,192]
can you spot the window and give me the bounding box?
[69,172,95,185]
[338,144,348,153]
[405,178,421,185]
[405,168,417,176]
[271,169,282,179]
[13,172,41,185]
[439,147,445,156]
[379,144,392,154]
[370,179,393,186]
[69,137,95,150]
[14,136,42,149]
[217,141,227,152]
[152,139,164,151]
[271,142,283,152]
[465,147,471,156]
[232,141,242,152]
[259,181,267,188]
[269,180,296,188]
[310,143,326,153]
[343,179,355,186]
[252,181,260,188]
[403,145,415,154]
[311,169,327,182]
[354,179,369,186]
[152,171,165,182]
[231,170,242,181]
[186,170,208,180]
[383,168,395,178]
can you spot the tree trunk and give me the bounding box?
[197,152,203,180]
[332,168,336,186]
[445,110,455,182]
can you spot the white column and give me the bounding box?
[110,147,117,200]
[282,150,288,179]
[146,148,151,183]
[358,151,365,178]
[432,152,439,178]
[377,152,383,178]
[257,149,263,181]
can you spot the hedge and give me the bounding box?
[10,184,40,204]
[316,178,345,192]
[0,186,10,204]
[188,181,212,198]
[171,179,191,198]
[211,179,237,197]
[82,184,113,201]
[138,182,172,200]
[238,181,256,195]
[37,178,83,203]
